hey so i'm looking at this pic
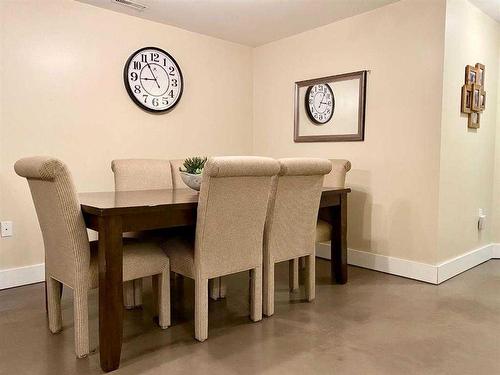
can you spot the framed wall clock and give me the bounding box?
[305,83,335,124]
[294,70,367,142]
[123,47,184,113]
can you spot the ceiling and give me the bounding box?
[469,0,500,22]
[78,0,399,47]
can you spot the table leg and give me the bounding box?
[98,215,124,372]
[331,192,348,284]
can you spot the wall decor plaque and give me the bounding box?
[461,63,485,129]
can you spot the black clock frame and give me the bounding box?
[305,84,335,125]
[123,46,184,114]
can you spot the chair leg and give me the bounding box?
[134,278,143,307]
[299,256,306,269]
[219,276,227,298]
[195,278,208,342]
[152,275,159,316]
[289,259,299,292]
[250,267,262,322]
[209,278,220,301]
[209,277,227,300]
[263,260,275,317]
[124,280,135,309]
[46,277,62,333]
[157,268,171,329]
[305,254,315,302]
[73,287,89,358]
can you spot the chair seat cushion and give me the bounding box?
[160,234,195,278]
[89,239,169,289]
[316,219,332,243]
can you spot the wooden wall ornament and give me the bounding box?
[461,63,485,128]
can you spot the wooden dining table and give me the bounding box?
[79,186,350,372]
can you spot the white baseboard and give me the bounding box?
[0,263,44,290]
[1,243,499,290]
[436,244,493,283]
[316,243,437,283]
[491,243,500,258]
[317,242,499,285]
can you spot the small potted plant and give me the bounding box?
[179,156,207,191]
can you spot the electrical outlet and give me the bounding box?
[478,209,486,230]
[1,221,13,237]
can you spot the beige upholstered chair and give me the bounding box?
[162,156,280,341]
[170,158,226,300]
[15,157,170,358]
[316,159,351,243]
[263,158,332,317]
[111,159,172,308]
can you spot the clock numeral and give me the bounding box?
[168,90,174,98]
[142,94,148,103]
[162,97,169,105]
[152,97,159,106]
[141,54,148,63]
[134,85,141,94]
[171,79,177,87]
[150,53,159,62]
[130,72,138,81]
[168,66,176,76]
[133,61,141,70]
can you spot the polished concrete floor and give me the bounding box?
[1,259,499,375]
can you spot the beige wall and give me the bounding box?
[438,0,500,262]
[1,0,499,273]
[252,0,447,263]
[0,0,253,269]
[492,34,500,243]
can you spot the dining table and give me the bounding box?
[79,186,350,372]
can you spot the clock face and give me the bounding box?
[305,84,335,124]
[124,47,183,113]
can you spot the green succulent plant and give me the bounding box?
[179,156,207,175]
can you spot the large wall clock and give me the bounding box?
[123,47,183,113]
[305,83,334,124]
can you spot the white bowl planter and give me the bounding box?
[180,172,202,191]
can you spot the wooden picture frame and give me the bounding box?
[475,63,485,86]
[294,70,367,142]
[465,65,477,85]
[471,84,481,112]
[479,89,486,111]
[468,112,480,129]
[461,84,472,114]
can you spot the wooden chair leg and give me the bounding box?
[195,278,208,342]
[263,261,275,317]
[73,287,90,358]
[46,277,62,333]
[289,259,299,291]
[157,267,171,329]
[305,254,315,302]
[250,267,262,322]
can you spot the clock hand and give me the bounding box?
[141,77,156,81]
[146,62,161,89]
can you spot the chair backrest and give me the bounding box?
[169,159,186,189]
[264,158,332,263]
[194,156,280,278]
[14,157,90,287]
[323,159,351,188]
[111,159,172,191]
